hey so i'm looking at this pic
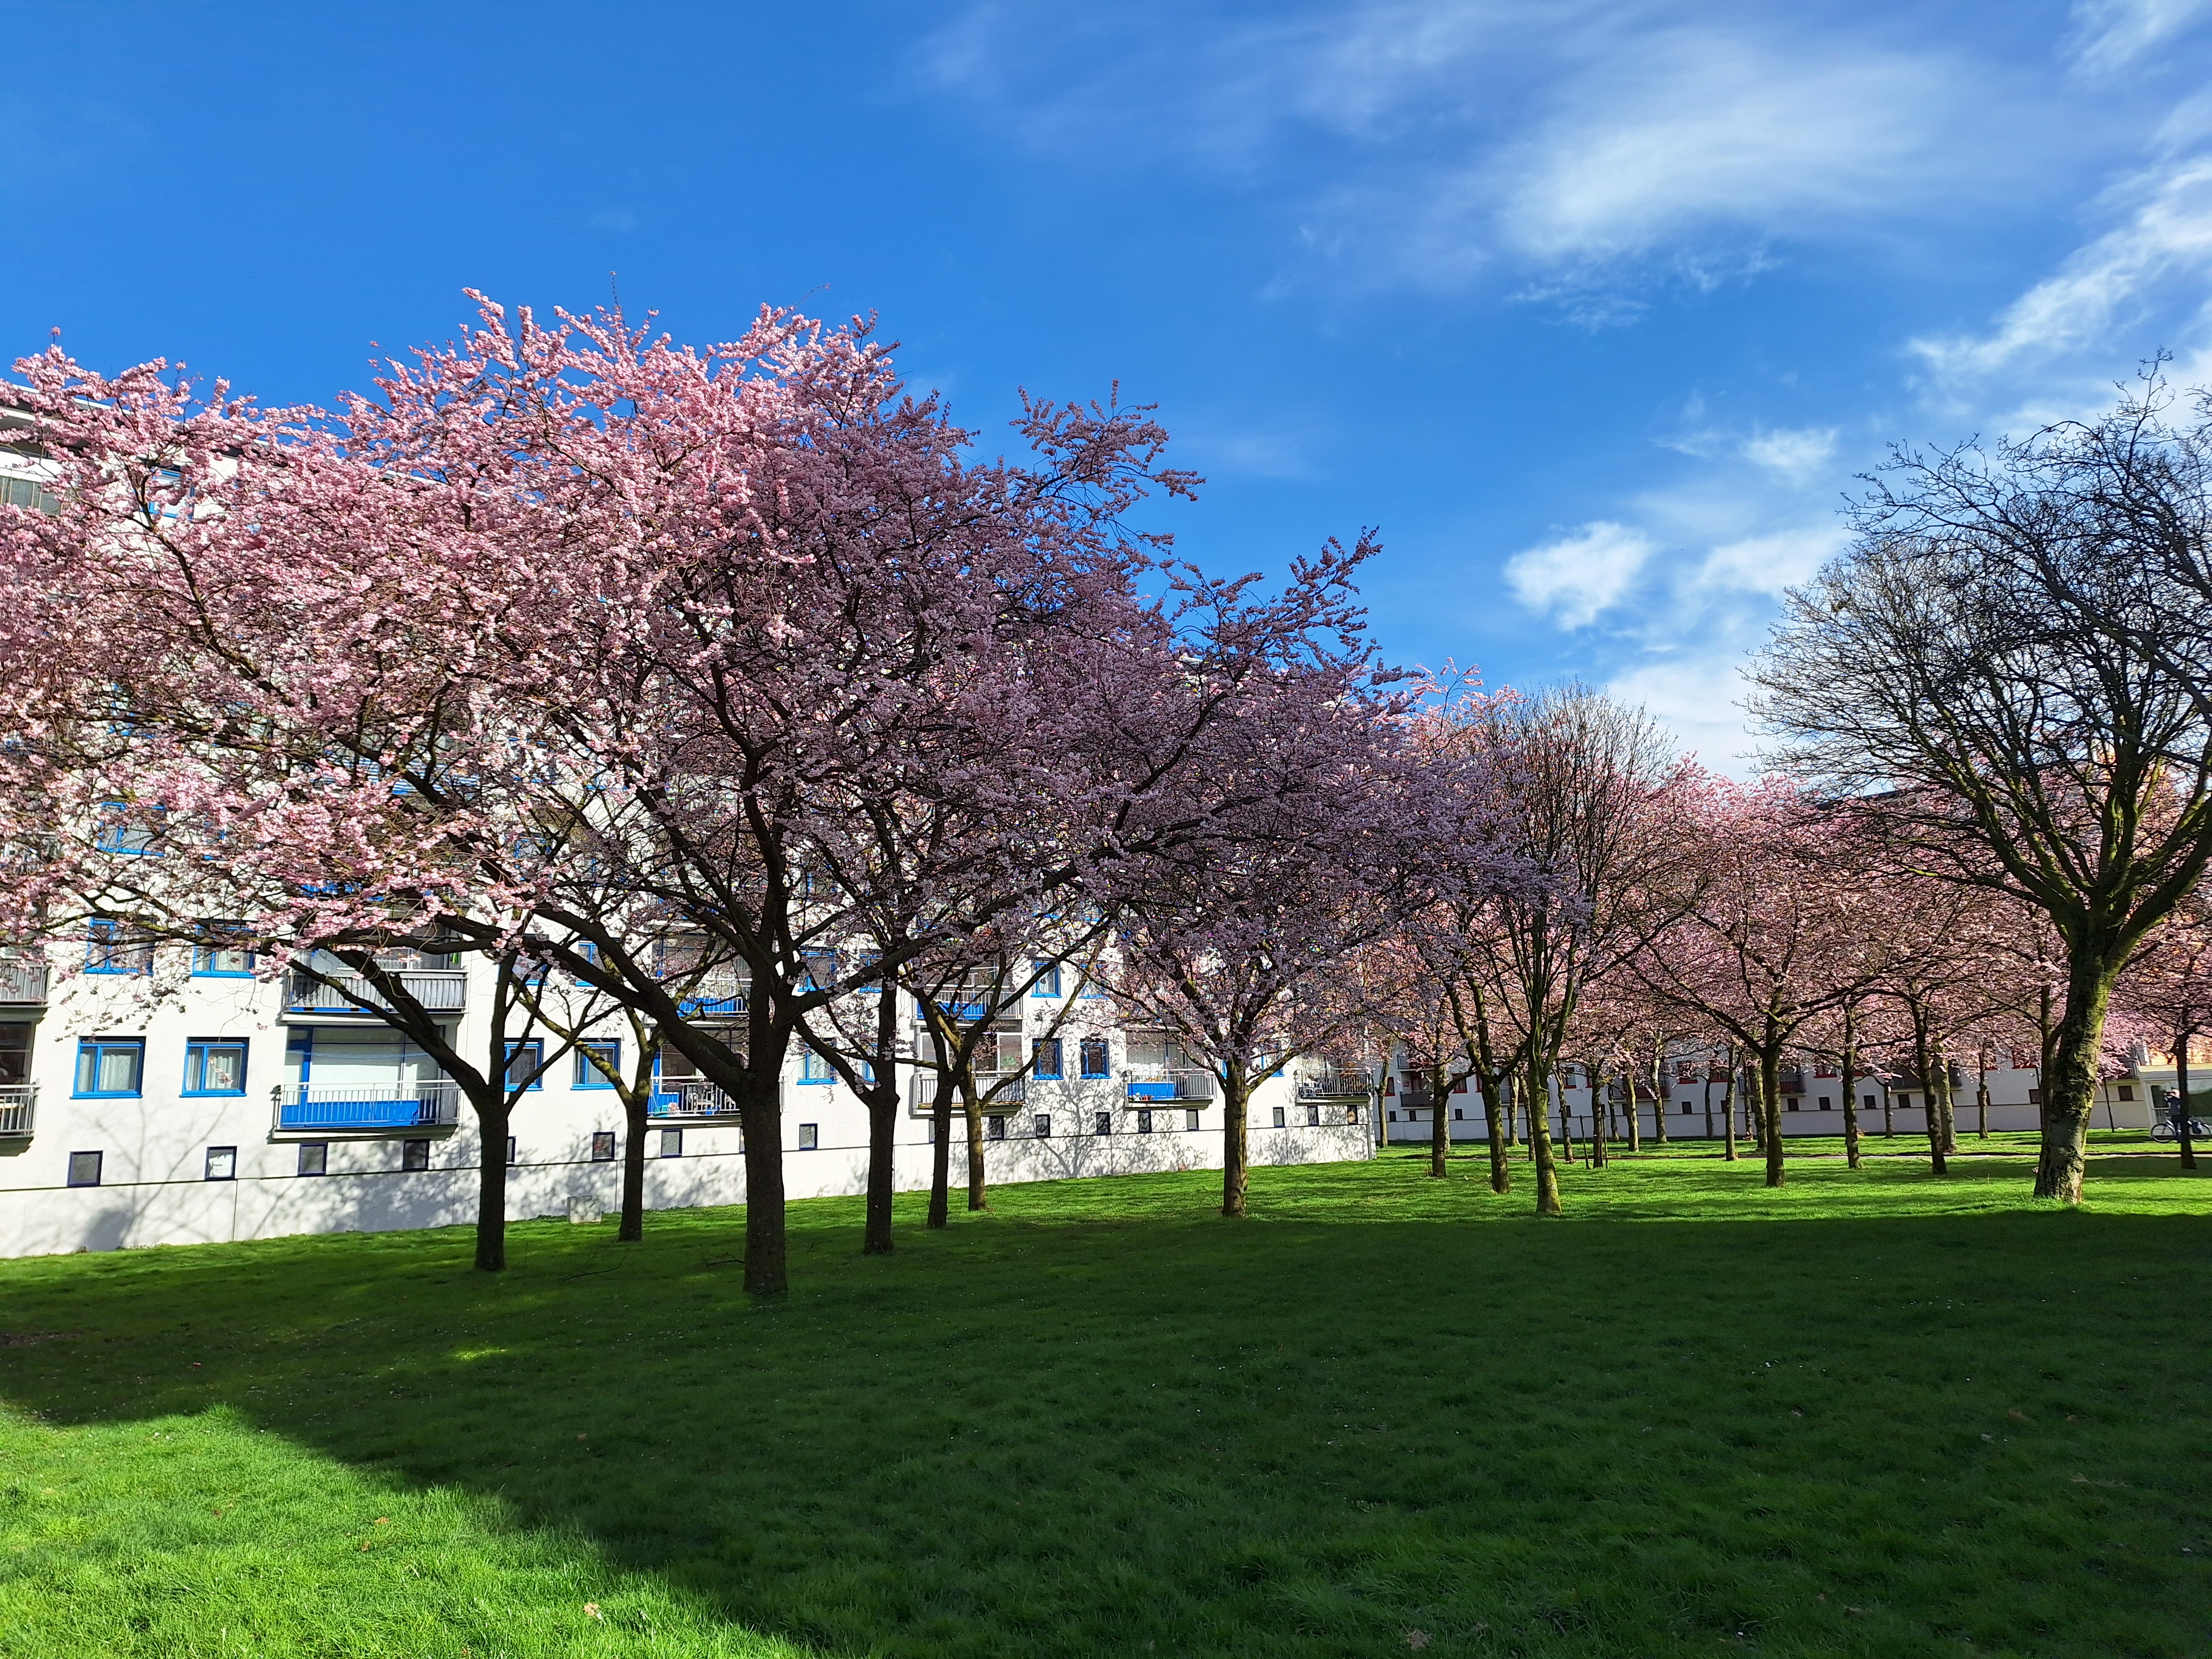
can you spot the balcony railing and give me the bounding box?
[0,960,47,1006]
[648,1079,743,1120]
[274,1081,460,1131]
[0,1083,33,1136]
[1297,1066,1372,1100]
[908,1070,1027,1108]
[1124,1068,1215,1102]
[673,969,748,1018]
[285,968,468,1015]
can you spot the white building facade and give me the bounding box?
[0,941,1373,1260]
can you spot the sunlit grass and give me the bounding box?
[1,1136,2207,1656]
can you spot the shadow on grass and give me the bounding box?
[3,1153,2211,1657]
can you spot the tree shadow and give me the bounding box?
[2,1159,2209,1657]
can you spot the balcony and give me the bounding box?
[1124,1068,1215,1103]
[285,968,468,1017]
[1297,1065,1372,1100]
[649,1078,744,1120]
[0,1083,33,1136]
[908,1070,1026,1109]
[673,968,748,1019]
[273,1081,460,1132]
[0,959,47,1007]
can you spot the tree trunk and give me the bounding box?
[1882,1082,1894,1137]
[2176,1026,2198,1172]
[1976,1047,1990,1140]
[1527,1061,1561,1216]
[740,1066,788,1296]
[927,1073,955,1229]
[1428,1060,1450,1179]
[1222,1065,1251,1218]
[1648,1047,1667,1144]
[1702,1064,1715,1142]
[618,1087,647,1243]
[1840,1011,1862,1172]
[1586,1070,1609,1168]
[862,1087,898,1255]
[961,1072,988,1212]
[1480,1069,1511,1194]
[472,1095,510,1272]
[1911,1005,1948,1178]
[1758,1046,1785,1188]
[1720,1054,1738,1162]
[2033,946,2125,1201]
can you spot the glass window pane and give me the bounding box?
[203,1046,243,1092]
[97,1044,140,1094]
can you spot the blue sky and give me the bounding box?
[8,1,2212,767]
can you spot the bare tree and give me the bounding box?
[1749,375,2212,1201]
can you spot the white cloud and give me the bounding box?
[1490,37,1972,267]
[1739,426,1839,483]
[1693,526,1847,598]
[1605,657,1761,775]
[1503,520,1657,626]
[1911,153,2212,391]
[2069,0,2212,75]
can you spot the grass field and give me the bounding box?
[1,1135,2207,1657]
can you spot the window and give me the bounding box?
[74,1038,144,1098]
[1031,960,1062,997]
[1033,1114,1052,1139]
[401,1139,431,1172]
[93,804,159,856]
[0,474,59,512]
[798,1122,819,1150]
[2028,1086,2042,1105]
[1682,1101,1692,1115]
[2118,1084,2137,1101]
[1315,1105,1325,1126]
[659,1128,683,1158]
[85,919,150,976]
[66,1150,102,1187]
[505,1136,519,1166]
[1136,1108,1153,1135]
[191,937,255,977]
[1785,1097,1800,1112]
[204,1146,236,1181]
[1387,1109,1397,1122]
[1032,1038,1063,1080]
[1272,1105,1287,1128]
[1345,1105,1359,1125]
[1187,1109,1200,1132]
[183,1039,247,1096]
[1452,1075,1468,1092]
[799,1047,834,1085]
[504,1040,545,1092]
[1080,1037,1110,1079]
[1079,973,1107,998]
[1862,1094,1876,1110]
[1899,1093,1914,1109]
[297,1142,328,1177]
[1818,1096,1832,1111]
[590,1130,616,1162]
[1095,1110,1113,1136]
[575,1041,620,1089]
[986,1115,1006,1141]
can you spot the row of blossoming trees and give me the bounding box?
[2,306,2209,1287]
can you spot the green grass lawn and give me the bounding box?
[2,1137,2208,1658]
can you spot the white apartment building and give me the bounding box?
[1376,1047,2158,1146]
[0,940,1374,1260]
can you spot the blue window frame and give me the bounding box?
[574,1040,620,1089]
[93,803,160,856]
[286,1028,312,1082]
[1032,1038,1063,1080]
[1031,960,1062,998]
[74,1038,144,1098]
[1079,972,1108,998]
[183,1039,248,1096]
[85,919,150,976]
[191,939,255,977]
[1080,1037,1111,1079]
[799,1047,834,1085]
[505,1039,545,1092]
